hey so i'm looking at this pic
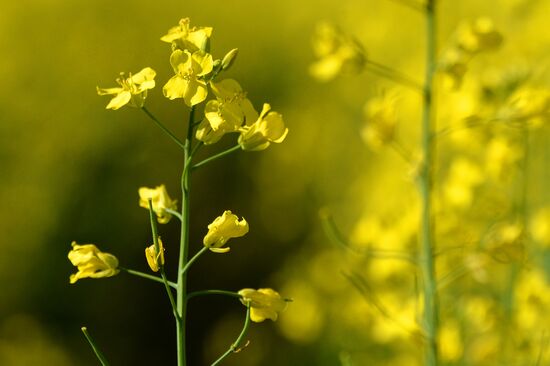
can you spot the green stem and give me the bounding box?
[177,106,196,366]
[148,199,179,320]
[187,289,242,301]
[419,1,439,365]
[81,326,110,366]
[142,107,186,150]
[366,60,423,92]
[164,208,183,221]
[119,267,177,289]
[211,303,251,366]
[161,269,179,318]
[192,145,241,170]
[181,246,209,276]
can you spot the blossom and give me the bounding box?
[163,49,213,106]
[97,67,156,110]
[310,22,366,82]
[498,87,550,127]
[530,207,550,247]
[203,210,248,253]
[160,18,213,52]
[145,237,165,272]
[197,79,259,144]
[361,92,399,150]
[238,103,288,151]
[455,17,503,54]
[68,242,119,284]
[238,288,288,322]
[138,185,177,224]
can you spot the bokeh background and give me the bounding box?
[1,0,549,365]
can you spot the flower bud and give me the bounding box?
[221,48,239,71]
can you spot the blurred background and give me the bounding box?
[0,0,549,365]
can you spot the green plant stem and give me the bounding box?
[419,1,439,365]
[366,60,423,92]
[142,107,186,150]
[187,289,242,301]
[176,106,195,366]
[192,145,241,170]
[181,246,208,276]
[164,208,183,221]
[211,303,251,366]
[147,199,179,320]
[119,267,177,289]
[81,326,110,366]
[161,269,179,318]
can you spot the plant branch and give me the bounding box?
[141,107,186,150]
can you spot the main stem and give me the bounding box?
[420,1,439,365]
[177,106,195,366]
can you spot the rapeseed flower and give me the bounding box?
[238,288,288,322]
[138,185,177,224]
[97,67,156,110]
[161,18,212,52]
[361,92,399,150]
[310,22,366,82]
[145,237,165,272]
[238,103,288,151]
[163,49,213,106]
[68,242,119,284]
[203,210,248,253]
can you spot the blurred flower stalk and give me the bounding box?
[69,17,290,366]
[311,0,549,365]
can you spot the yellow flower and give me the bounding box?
[498,87,550,127]
[163,49,213,106]
[238,288,288,322]
[203,210,249,253]
[97,67,156,110]
[195,119,227,145]
[361,92,399,150]
[309,22,366,82]
[238,103,288,151]
[197,79,259,145]
[68,242,119,284]
[138,185,177,224]
[160,18,213,52]
[530,207,550,247]
[456,17,503,54]
[145,237,165,272]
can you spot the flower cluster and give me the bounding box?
[310,22,366,82]
[74,17,290,365]
[440,17,503,88]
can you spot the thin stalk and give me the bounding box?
[211,303,251,366]
[419,1,439,365]
[181,246,209,276]
[187,289,242,301]
[366,60,423,92]
[119,267,177,289]
[164,208,183,221]
[192,145,241,170]
[176,106,196,366]
[81,327,110,366]
[148,199,179,319]
[141,107,186,150]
